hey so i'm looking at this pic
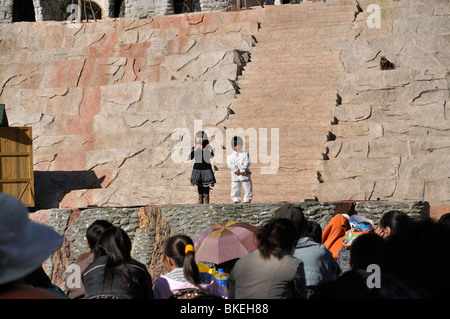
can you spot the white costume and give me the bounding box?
[226,150,253,203]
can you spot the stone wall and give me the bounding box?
[31,200,429,287]
[0,10,261,209]
[124,0,171,18]
[0,0,242,24]
[315,0,450,217]
[104,0,242,19]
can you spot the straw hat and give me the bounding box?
[0,193,63,285]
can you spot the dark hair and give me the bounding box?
[231,136,243,147]
[350,233,386,270]
[24,267,51,289]
[257,218,297,260]
[94,226,138,293]
[380,221,450,298]
[195,131,209,147]
[379,211,411,235]
[164,235,200,285]
[438,213,450,229]
[195,131,208,140]
[307,220,322,244]
[86,220,114,249]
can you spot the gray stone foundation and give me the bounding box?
[34,200,429,287]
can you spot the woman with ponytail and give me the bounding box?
[153,234,227,299]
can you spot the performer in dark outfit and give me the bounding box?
[189,131,216,204]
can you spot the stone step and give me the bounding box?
[223,121,333,134]
[212,174,322,186]
[239,66,340,76]
[213,179,320,190]
[236,82,340,94]
[247,53,341,64]
[211,184,318,203]
[228,109,335,120]
[212,183,320,195]
[230,101,335,110]
[229,95,337,106]
[249,52,343,62]
[257,23,351,36]
[260,2,355,14]
[223,121,333,132]
[212,174,321,186]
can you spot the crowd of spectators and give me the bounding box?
[1,193,449,300]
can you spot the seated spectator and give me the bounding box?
[375,211,411,239]
[25,266,67,298]
[337,215,374,274]
[380,220,450,299]
[274,204,339,295]
[322,213,351,259]
[307,220,323,244]
[313,233,386,299]
[314,229,432,299]
[153,234,226,299]
[65,219,113,299]
[437,213,450,229]
[0,193,64,299]
[82,226,153,299]
[349,232,385,270]
[228,218,306,299]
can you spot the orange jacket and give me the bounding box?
[322,214,350,259]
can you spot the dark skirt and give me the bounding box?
[190,168,216,187]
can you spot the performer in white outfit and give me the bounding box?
[226,136,253,203]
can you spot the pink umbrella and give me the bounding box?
[194,221,258,265]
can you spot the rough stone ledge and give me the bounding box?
[30,200,430,288]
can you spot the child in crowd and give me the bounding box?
[226,136,253,203]
[153,234,227,299]
[189,131,216,204]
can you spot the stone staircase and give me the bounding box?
[212,1,356,203]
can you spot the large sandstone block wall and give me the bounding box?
[0,10,261,209]
[316,0,450,215]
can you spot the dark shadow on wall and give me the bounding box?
[13,0,36,22]
[114,0,125,17]
[31,171,105,211]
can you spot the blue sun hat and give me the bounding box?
[0,193,63,285]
